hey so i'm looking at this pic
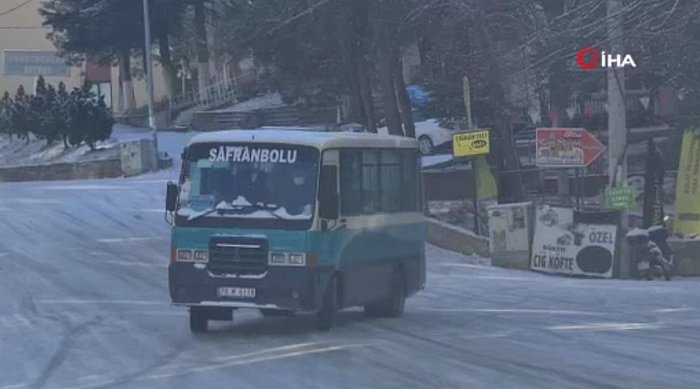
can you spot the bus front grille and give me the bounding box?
[208,237,268,275]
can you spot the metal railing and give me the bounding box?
[169,71,257,111]
[542,89,652,118]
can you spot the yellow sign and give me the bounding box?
[453,130,490,157]
[675,129,700,235]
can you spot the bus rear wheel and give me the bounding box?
[189,307,209,333]
[365,268,406,318]
[316,276,339,331]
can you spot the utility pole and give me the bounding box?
[463,76,479,234]
[143,0,159,171]
[607,0,629,277]
[463,76,473,129]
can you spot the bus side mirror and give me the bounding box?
[319,166,339,220]
[166,181,178,212]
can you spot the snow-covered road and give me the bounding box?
[1,133,699,388]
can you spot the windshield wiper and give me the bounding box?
[186,206,241,221]
[249,202,283,220]
[186,202,283,221]
[229,201,284,220]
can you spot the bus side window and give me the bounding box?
[402,152,418,212]
[360,151,380,214]
[340,151,363,216]
[380,151,402,213]
[319,165,339,220]
[341,150,418,216]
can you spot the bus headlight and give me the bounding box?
[176,249,193,261]
[288,253,306,266]
[176,249,208,262]
[270,252,287,265]
[194,250,208,262]
[269,252,307,266]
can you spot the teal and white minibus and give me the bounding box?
[165,129,427,332]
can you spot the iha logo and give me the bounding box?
[576,47,636,71]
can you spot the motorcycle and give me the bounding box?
[626,224,673,281]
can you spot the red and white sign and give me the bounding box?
[535,128,605,167]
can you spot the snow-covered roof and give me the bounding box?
[188,129,418,150]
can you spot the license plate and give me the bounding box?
[637,261,650,270]
[218,287,256,298]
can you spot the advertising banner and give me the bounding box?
[531,205,617,278]
[452,130,490,158]
[674,129,700,235]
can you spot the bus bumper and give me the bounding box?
[168,263,333,312]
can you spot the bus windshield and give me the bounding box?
[177,143,319,224]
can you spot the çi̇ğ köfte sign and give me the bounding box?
[530,205,618,278]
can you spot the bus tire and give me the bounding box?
[365,267,406,318]
[189,307,208,333]
[316,276,338,331]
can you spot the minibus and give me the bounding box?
[166,129,427,332]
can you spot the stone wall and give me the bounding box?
[0,159,122,182]
[427,218,490,257]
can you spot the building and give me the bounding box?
[0,0,167,113]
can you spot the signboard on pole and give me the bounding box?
[530,205,617,278]
[452,130,490,158]
[535,128,605,167]
[605,186,635,209]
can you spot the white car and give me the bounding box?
[377,119,456,155]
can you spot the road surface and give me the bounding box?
[1,132,699,389]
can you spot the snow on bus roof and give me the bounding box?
[187,129,418,149]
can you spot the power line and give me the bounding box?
[0,0,34,18]
[237,0,331,44]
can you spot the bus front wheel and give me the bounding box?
[365,268,406,318]
[316,276,339,331]
[189,307,209,333]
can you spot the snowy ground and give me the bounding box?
[0,124,162,168]
[0,132,699,388]
[0,134,119,167]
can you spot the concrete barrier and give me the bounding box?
[0,159,122,182]
[669,239,700,276]
[427,218,490,257]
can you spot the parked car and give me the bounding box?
[378,118,457,155]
